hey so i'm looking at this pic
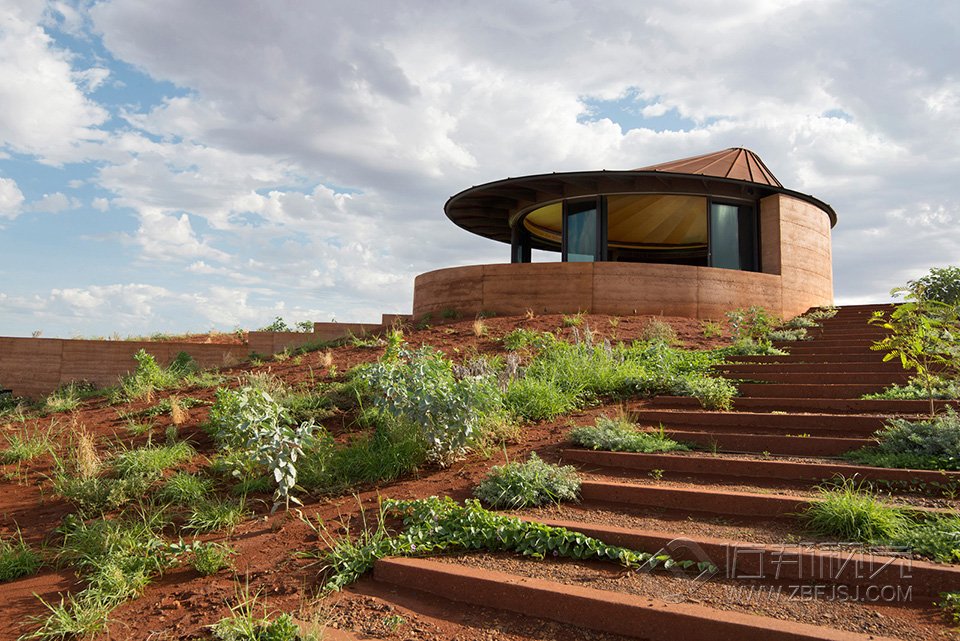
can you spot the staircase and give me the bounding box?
[368,304,960,641]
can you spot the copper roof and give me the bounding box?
[636,147,783,188]
[444,148,835,245]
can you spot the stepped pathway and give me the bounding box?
[368,304,959,641]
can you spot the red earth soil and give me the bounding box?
[2,312,954,641]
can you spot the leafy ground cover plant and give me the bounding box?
[319,497,712,592]
[802,478,909,543]
[168,539,235,575]
[845,409,960,470]
[0,529,42,582]
[939,592,960,625]
[862,375,960,401]
[473,452,580,508]
[569,414,689,453]
[898,515,960,563]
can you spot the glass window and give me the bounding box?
[565,201,597,262]
[709,203,741,269]
[709,202,757,271]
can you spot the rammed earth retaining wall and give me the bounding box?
[0,320,392,399]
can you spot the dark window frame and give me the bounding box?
[561,196,607,262]
[707,198,759,272]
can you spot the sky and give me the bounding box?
[0,0,958,338]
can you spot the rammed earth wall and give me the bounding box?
[0,320,391,399]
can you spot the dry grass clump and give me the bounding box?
[169,396,189,426]
[472,319,488,337]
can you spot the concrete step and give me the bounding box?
[374,557,900,641]
[580,479,950,518]
[526,516,960,598]
[630,408,887,432]
[718,362,901,374]
[562,449,960,485]
[737,383,886,399]
[656,429,869,456]
[646,395,956,414]
[722,371,909,385]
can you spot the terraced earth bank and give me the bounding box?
[1,306,958,641]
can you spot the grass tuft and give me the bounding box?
[802,478,909,543]
[0,530,42,582]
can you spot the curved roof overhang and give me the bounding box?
[444,170,837,247]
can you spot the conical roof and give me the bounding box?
[636,147,782,188]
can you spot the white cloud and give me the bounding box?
[0,0,108,161]
[133,209,230,262]
[2,1,959,337]
[26,191,80,213]
[0,176,25,218]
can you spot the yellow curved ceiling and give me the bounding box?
[522,195,707,250]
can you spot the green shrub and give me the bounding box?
[473,453,580,508]
[802,479,909,543]
[784,315,818,329]
[0,530,42,582]
[640,318,678,344]
[806,306,838,321]
[358,337,506,465]
[869,286,960,416]
[721,338,788,356]
[208,386,321,509]
[845,409,960,470]
[569,415,689,453]
[726,306,779,345]
[678,376,737,411]
[909,265,960,305]
[116,350,197,401]
[768,327,808,341]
